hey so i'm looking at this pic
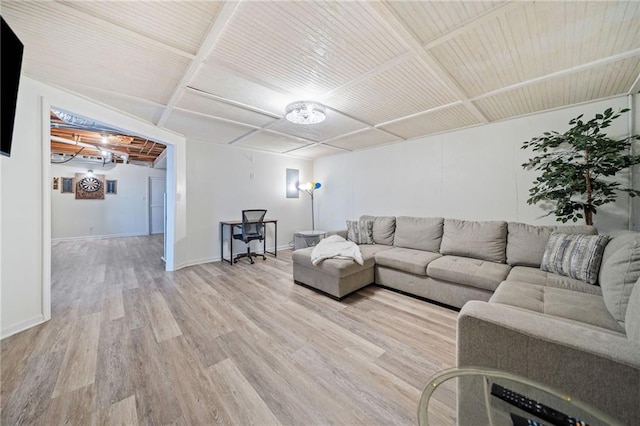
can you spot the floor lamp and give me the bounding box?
[298,182,321,230]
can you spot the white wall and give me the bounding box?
[184,141,314,265]
[1,77,186,339]
[315,95,640,233]
[51,162,166,239]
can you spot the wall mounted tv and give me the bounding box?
[1,16,24,157]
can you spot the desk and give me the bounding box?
[220,219,278,265]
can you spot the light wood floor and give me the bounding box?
[1,235,458,425]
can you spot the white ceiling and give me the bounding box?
[3,1,639,159]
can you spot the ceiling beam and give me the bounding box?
[157,1,242,127]
[366,1,489,125]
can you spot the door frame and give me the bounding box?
[41,95,184,322]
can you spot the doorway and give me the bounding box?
[149,176,167,261]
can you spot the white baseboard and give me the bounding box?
[52,232,148,242]
[1,314,45,340]
[174,244,292,271]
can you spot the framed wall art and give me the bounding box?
[61,177,74,193]
[106,179,117,194]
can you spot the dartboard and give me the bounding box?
[79,176,102,192]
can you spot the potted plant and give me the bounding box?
[521,107,640,225]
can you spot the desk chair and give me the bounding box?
[233,209,267,264]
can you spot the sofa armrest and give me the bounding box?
[327,229,348,239]
[457,301,640,424]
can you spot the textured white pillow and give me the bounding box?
[346,219,374,245]
[541,233,610,285]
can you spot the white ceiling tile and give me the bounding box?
[190,63,290,116]
[430,1,640,98]
[387,1,504,44]
[380,105,482,139]
[207,1,408,95]
[163,110,253,144]
[234,131,310,154]
[286,144,347,159]
[3,2,190,105]
[58,1,220,55]
[325,129,400,151]
[474,57,640,121]
[325,57,458,124]
[177,90,276,128]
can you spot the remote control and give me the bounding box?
[510,412,543,426]
[491,383,588,426]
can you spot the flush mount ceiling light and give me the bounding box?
[285,101,326,125]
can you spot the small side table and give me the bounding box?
[294,230,326,250]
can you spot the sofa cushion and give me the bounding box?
[490,281,624,333]
[541,233,610,285]
[506,223,597,268]
[598,231,640,323]
[441,219,507,263]
[374,247,441,276]
[359,215,396,245]
[427,255,511,292]
[626,277,640,342]
[291,246,374,278]
[506,266,602,296]
[394,216,444,252]
[346,219,374,245]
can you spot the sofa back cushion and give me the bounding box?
[599,231,640,323]
[441,219,508,263]
[626,277,640,342]
[359,215,396,245]
[507,223,597,267]
[394,216,444,252]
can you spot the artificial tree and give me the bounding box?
[521,107,640,225]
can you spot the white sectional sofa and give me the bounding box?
[291,215,640,424]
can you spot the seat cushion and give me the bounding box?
[506,266,602,295]
[490,281,624,333]
[292,246,374,278]
[374,247,441,276]
[427,255,511,292]
[393,216,444,252]
[441,219,508,263]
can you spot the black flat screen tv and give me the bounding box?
[1,16,24,157]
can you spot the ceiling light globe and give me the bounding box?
[285,101,326,125]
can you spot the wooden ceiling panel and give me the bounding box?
[207,1,408,95]
[58,1,220,55]
[386,0,504,45]
[474,57,640,122]
[234,130,310,154]
[325,128,399,151]
[325,57,458,124]
[380,104,482,140]
[430,1,640,98]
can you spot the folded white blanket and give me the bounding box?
[311,235,364,265]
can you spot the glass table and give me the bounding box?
[418,367,622,426]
